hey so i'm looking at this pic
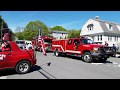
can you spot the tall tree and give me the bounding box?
[51,26,66,31]
[0,15,9,39]
[67,30,81,38]
[23,21,49,40]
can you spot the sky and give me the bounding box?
[1,11,120,32]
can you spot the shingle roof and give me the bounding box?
[92,18,120,35]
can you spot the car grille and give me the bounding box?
[99,47,114,54]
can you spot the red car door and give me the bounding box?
[66,39,74,53]
[0,51,12,69]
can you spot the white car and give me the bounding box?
[15,40,26,49]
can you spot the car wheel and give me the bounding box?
[15,61,31,74]
[100,58,107,63]
[83,52,93,63]
[54,50,59,57]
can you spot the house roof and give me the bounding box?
[52,30,68,34]
[92,18,120,35]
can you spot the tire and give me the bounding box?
[100,58,107,63]
[54,50,60,57]
[15,60,31,74]
[82,52,93,63]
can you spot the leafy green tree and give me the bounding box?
[15,32,24,40]
[0,15,9,39]
[23,21,49,40]
[51,26,66,31]
[67,30,81,38]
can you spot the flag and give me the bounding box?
[38,35,47,56]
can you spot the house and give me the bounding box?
[80,16,120,46]
[51,30,68,39]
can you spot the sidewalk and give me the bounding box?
[0,76,7,79]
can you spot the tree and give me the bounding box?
[67,29,81,38]
[23,21,49,40]
[15,32,24,40]
[0,15,9,39]
[51,26,66,31]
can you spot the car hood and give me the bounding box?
[83,44,107,48]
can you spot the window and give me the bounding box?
[109,24,112,29]
[108,36,110,41]
[100,35,102,41]
[74,39,80,45]
[80,39,95,44]
[87,24,94,31]
[98,35,99,41]
[115,36,116,41]
[68,39,72,45]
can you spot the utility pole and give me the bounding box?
[39,28,42,37]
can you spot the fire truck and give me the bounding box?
[52,37,114,63]
[32,36,53,52]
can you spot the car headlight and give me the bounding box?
[92,47,99,52]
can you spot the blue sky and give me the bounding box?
[1,11,120,32]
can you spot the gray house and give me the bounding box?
[80,16,120,46]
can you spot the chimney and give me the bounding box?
[95,16,100,19]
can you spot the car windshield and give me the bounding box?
[16,41,25,44]
[81,39,95,44]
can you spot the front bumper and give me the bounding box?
[91,52,109,60]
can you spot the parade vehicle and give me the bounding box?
[52,37,114,63]
[32,36,52,52]
[0,41,36,74]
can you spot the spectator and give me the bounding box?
[26,43,33,50]
[112,44,117,57]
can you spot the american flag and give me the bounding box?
[38,35,47,55]
[38,35,42,42]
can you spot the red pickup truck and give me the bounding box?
[52,37,114,63]
[0,41,36,74]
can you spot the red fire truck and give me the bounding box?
[52,37,114,63]
[32,36,53,52]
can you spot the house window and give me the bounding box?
[87,24,94,31]
[98,35,99,41]
[100,35,102,41]
[115,36,116,41]
[109,24,112,29]
[108,36,110,41]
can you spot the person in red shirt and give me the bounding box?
[2,41,11,51]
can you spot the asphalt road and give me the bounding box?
[0,52,120,79]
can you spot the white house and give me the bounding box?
[80,16,120,47]
[51,30,68,39]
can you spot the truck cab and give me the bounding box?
[0,41,36,74]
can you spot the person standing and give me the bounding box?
[112,44,117,57]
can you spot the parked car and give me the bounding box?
[15,40,26,49]
[0,41,36,74]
